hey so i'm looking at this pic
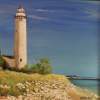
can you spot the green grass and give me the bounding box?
[0,69,71,96]
[0,70,70,86]
[0,69,99,100]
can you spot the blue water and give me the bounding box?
[71,80,99,94]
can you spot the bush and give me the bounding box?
[0,84,10,96]
[31,58,52,74]
[18,65,32,73]
[0,56,6,69]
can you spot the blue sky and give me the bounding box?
[0,0,99,77]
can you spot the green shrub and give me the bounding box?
[9,86,21,96]
[31,58,52,74]
[0,56,6,69]
[0,84,10,96]
[19,65,32,73]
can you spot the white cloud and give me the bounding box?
[28,15,48,20]
[35,9,55,13]
[85,9,100,19]
[87,1,100,5]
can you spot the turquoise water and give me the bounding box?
[71,80,99,94]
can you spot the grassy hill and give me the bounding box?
[0,70,99,100]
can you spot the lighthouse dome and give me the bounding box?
[16,6,26,17]
[17,6,25,13]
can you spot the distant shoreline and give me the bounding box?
[66,76,100,80]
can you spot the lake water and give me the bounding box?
[71,80,99,94]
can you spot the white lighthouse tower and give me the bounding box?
[14,6,27,69]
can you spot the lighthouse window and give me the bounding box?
[20,58,22,62]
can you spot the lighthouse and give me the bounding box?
[14,6,27,69]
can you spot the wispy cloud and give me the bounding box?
[87,1,100,5]
[28,15,48,20]
[35,9,55,13]
[85,9,100,19]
